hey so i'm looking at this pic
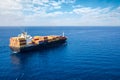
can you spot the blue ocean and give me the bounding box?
[0,27,120,80]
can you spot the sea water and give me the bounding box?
[0,27,120,80]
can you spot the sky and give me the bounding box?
[0,0,120,26]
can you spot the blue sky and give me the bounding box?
[76,0,120,8]
[0,0,120,26]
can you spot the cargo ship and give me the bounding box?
[9,32,67,53]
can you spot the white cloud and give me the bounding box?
[25,6,120,26]
[50,1,61,9]
[0,0,120,26]
[0,14,24,26]
[0,0,22,15]
[60,0,76,4]
[71,7,120,26]
[0,0,22,10]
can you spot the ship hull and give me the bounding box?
[10,39,66,53]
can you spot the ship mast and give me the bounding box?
[62,32,64,37]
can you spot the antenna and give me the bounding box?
[19,26,25,33]
[62,32,64,37]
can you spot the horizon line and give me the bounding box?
[0,26,120,27]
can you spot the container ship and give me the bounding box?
[9,32,67,53]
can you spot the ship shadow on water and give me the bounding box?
[22,42,67,54]
[10,43,67,65]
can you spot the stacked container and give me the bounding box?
[9,37,26,47]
